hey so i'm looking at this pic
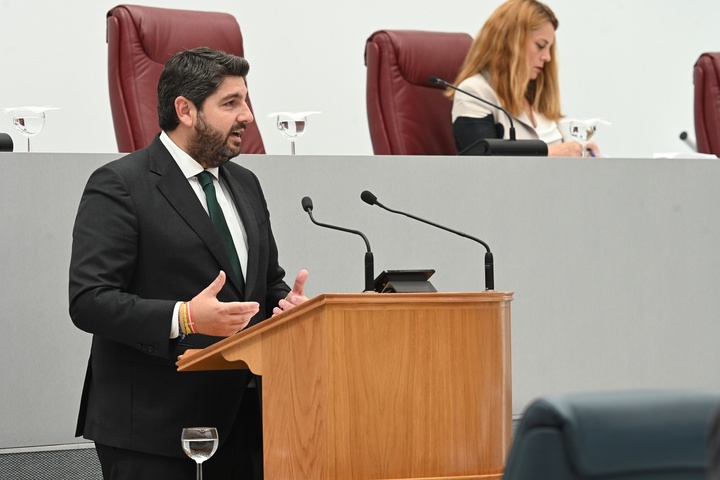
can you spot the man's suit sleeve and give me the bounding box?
[69,163,176,357]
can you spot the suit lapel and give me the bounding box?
[220,166,259,299]
[149,139,245,297]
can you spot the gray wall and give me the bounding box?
[0,1,719,158]
[2,152,719,448]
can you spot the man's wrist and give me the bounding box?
[179,301,196,336]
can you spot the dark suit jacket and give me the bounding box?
[68,136,290,457]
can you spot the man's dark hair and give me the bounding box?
[157,47,250,131]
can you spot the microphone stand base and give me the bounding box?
[380,280,438,293]
[373,269,437,293]
[459,138,548,156]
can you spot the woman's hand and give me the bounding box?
[548,140,601,157]
[586,141,601,157]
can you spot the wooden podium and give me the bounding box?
[177,292,513,480]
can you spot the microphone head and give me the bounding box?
[428,75,451,88]
[360,190,377,206]
[0,133,13,152]
[301,196,313,212]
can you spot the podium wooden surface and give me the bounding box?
[177,292,513,480]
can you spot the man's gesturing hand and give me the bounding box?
[272,269,309,316]
[189,271,259,336]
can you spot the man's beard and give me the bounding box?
[187,112,245,169]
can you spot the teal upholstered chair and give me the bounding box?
[504,389,720,480]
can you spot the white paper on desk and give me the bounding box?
[2,106,60,114]
[560,117,612,127]
[267,111,320,120]
[653,152,718,159]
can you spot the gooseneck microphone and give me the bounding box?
[361,190,494,291]
[430,75,519,141]
[429,75,548,157]
[301,196,374,292]
[679,131,697,151]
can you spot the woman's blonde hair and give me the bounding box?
[449,0,561,121]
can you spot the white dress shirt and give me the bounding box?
[160,131,249,338]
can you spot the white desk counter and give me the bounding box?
[2,152,719,448]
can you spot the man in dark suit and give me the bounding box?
[69,47,307,480]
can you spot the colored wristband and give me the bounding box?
[179,302,191,336]
[186,301,196,334]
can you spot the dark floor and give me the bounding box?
[0,417,522,479]
[0,446,102,480]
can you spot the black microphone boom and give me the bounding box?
[429,75,547,157]
[679,131,697,151]
[361,190,494,291]
[429,75,518,141]
[301,196,375,292]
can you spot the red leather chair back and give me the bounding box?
[365,30,472,155]
[694,52,720,157]
[106,5,265,154]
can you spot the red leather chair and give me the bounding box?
[106,5,265,153]
[365,30,472,155]
[693,52,720,157]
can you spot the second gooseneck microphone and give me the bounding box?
[361,190,494,291]
[679,131,697,151]
[301,196,375,292]
[429,75,548,157]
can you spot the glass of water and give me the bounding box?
[562,118,611,157]
[12,108,45,152]
[269,111,320,155]
[566,120,596,157]
[3,106,59,152]
[181,427,219,480]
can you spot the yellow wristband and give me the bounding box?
[179,302,190,336]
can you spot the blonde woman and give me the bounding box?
[450,0,599,157]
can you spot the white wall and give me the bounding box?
[2,0,720,449]
[0,0,718,158]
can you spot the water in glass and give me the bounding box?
[567,120,596,157]
[12,114,45,137]
[182,437,218,463]
[12,109,45,152]
[181,427,219,480]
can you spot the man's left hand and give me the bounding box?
[272,269,309,316]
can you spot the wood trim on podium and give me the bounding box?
[177,292,513,480]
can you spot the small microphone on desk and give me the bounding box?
[429,75,548,157]
[301,196,375,292]
[360,190,494,291]
[679,131,697,151]
[0,133,13,152]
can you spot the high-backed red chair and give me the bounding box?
[694,52,720,157]
[365,30,472,155]
[107,5,265,154]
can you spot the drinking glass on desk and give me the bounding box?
[181,427,218,480]
[562,118,611,157]
[3,106,59,152]
[269,111,320,155]
[567,120,595,157]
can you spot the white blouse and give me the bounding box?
[452,72,564,145]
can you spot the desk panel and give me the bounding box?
[2,152,718,448]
